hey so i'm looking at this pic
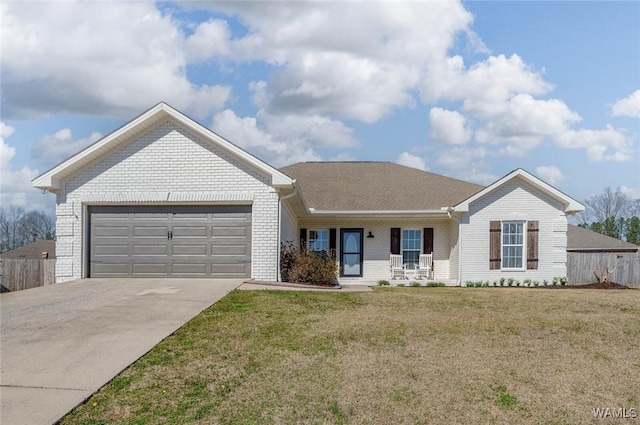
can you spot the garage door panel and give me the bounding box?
[133,226,169,237]
[211,245,247,255]
[132,244,169,256]
[212,227,250,237]
[92,262,130,275]
[95,226,129,237]
[90,205,251,278]
[173,226,208,237]
[171,244,208,256]
[94,244,130,256]
[132,263,171,275]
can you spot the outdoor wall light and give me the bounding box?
[367,231,374,238]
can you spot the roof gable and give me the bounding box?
[452,168,584,214]
[280,162,483,214]
[32,102,293,191]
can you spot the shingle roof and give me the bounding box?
[0,240,56,259]
[279,162,484,212]
[567,225,639,252]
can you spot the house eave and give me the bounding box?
[305,209,451,218]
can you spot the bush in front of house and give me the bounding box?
[280,241,338,285]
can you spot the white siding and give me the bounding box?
[459,177,568,284]
[297,217,454,282]
[280,202,298,246]
[55,120,280,282]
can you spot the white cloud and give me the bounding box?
[31,129,103,169]
[553,126,634,162]
[396,152,427,171]
[211,109,322,167]
[185,19,230,62]
[421,54,551,117]
[0,123,52,212]
[1,2,231,119]
[429,107,472,145]
[535,165,564,186]
[611,90,640,118]
[435,146,487,171]
[619,185,640,200]
[206,1,476,123]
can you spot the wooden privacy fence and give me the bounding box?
[567,252,640,287]
[0,259,56,292]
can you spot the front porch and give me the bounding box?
[337,277,460,287]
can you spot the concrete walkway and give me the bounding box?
[238,282,373,292]
[0,278,242,425]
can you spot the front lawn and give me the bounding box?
[62,288,639,425]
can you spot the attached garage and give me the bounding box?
[32,103,295,283]
[89,205,252,278]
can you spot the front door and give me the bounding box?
[340,228,363,277]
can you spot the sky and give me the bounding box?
[1,0,639,216]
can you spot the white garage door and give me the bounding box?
[89,205,251,277]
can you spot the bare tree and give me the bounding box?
[582,187,630,224]
[0,206,55,253]
[578,187,634,240]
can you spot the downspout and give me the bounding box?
[447,207,463,286]
[277,185,298,282]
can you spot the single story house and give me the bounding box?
[0,240,56,259]
[33,103,584,285]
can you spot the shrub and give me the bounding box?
[552,276,567,286]
[410,281,421,287]
[378,280,390,286]
[543,279,549,286]
[523,279,531,287]
[499,277,505,287]
[426,281,446,287]
[280,241,338,285]
[507,278,514,287]
[492,280,498,287]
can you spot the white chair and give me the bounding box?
[415,253,433,279]
[390,254,407,280]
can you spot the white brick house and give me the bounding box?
[33,103,584,285]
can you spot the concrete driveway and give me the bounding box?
[0,278,242,425]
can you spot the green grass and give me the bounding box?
[61,288,640,425]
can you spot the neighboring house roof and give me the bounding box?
[567,225,640,252]
[280,162,484,214]
[0,240,56,259]
[32,102,294,191]
[452,168,584,214]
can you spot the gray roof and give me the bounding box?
[1,240,56,259]
[567,225,639,252]
[279,162,484,211]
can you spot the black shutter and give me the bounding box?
[423,228,434,254]
[329,228,337,257]
[390,228,401,255]
[489,221,501,270]
[300,228,307,249]
[527,221,539,270]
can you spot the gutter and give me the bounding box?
[276,184,298,282]
[445,206,463,286]
[306,209,448,217]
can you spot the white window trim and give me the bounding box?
[501,220,526,271]
[402,228,422,270]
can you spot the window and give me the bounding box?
[402,229,421,270]
[502,221,524,269]
[308,229,328,254]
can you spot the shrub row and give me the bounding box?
[465,276,567,288]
